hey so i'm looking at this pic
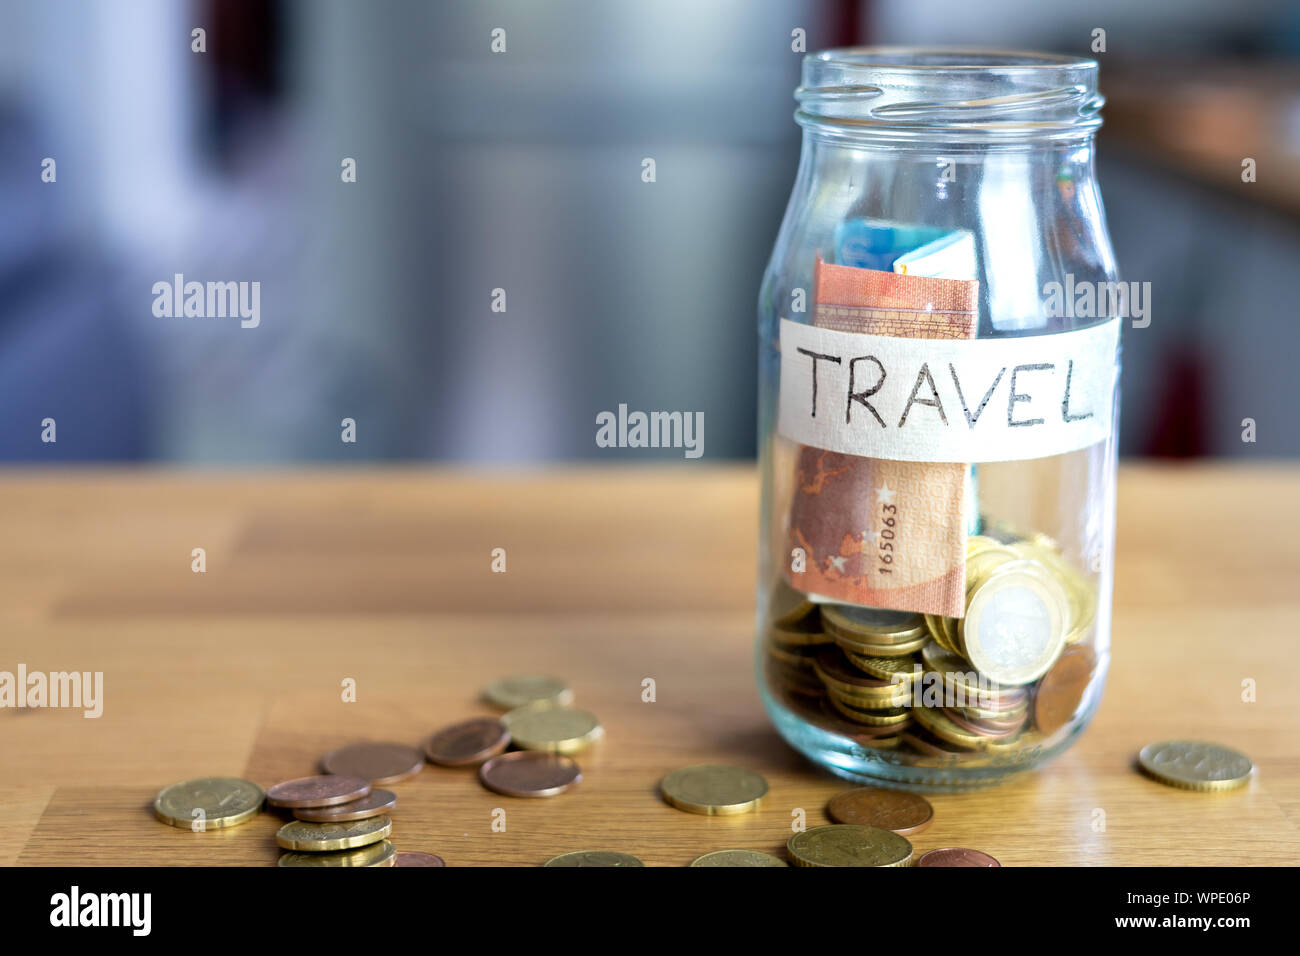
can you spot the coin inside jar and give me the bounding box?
[961,560,1068,686]
[320,741,425,785]
[424,716,511,766]
[479,750,582,798]
[266,774,371,808]
[825,787,933,836]
[292,788,396,822]
[1033,644,1096,735]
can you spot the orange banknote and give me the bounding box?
[784,257,978,617]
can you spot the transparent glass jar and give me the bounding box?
[757,49,1120,790]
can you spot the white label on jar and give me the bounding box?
[777,316,1119,463]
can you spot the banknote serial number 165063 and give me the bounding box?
[876,503,898,575]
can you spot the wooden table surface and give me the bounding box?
[1,464,1297,867]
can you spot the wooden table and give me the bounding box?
[1,464,1297,866]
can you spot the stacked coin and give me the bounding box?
[267,774,398,866]
[764,594,831,702]
[475,675,596,798]
[764,521,1100,765]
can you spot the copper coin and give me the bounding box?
[478,751,581,798]
[395,851,446,867]
[943,708,1025,738]
[424,717,511,767]
[917,847,1001,867]
[1034,644,1096,735]
[825,787,933,836]
[321,742,425,785]
[266,775,372,809]
[293,788,396,822]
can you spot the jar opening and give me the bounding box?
[797,46,1103,141]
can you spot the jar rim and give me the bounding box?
[813,46,1098,73]
[797,46,1103,141]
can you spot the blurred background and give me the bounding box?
[1,0,1298,463]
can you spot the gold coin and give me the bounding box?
[660,764,768,815]
[964,543,1019,586]
[827,695,911,726]
[966,534,1004,556]
[543,850,645,867]
[275,815,392,852]
[769,614,832,647]
[833,632,930,657]
[821,605,926,644]
[277,840,396,867]
[960,560,1068,686]
[787,824,913,867]
[153,777,264,831]
[841,651,921,684]
[1138,741,1254,792]
[813,649,908,701]
[912,705,990,750]
[482,674,574,710]
[770,579,816,627]
[767,641,817,669]
[502,705,603,755]
[690,849,788,867]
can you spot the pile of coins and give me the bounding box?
[152,673,604,864]
[764,522,1101,764]
[151,687,1255,866]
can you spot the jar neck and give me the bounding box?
[796,47,1104,150]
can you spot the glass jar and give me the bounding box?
[756,49,1120,790]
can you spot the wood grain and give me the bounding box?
[0,464,1297,866]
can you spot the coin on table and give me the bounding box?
[502,706,603,755]
[266,774,371,808]
[1137,740,1254,792]
[320,741,424,785]
[395,851,446,867]
[690,849,788,867]
[293,788,396,822]
[482,674,573,710]
[153,777,264,830]
[424,716,511,766]
[543,850,645,867]
[276,815,392,852]
[479,750,582,798]
[826,787,933,836]
[917,847,1001,867]
[660,764,768,816]
[278,840,396,867]
[960,560,1068,686]
[787,824,913,867]
[1033,644,1096,735]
